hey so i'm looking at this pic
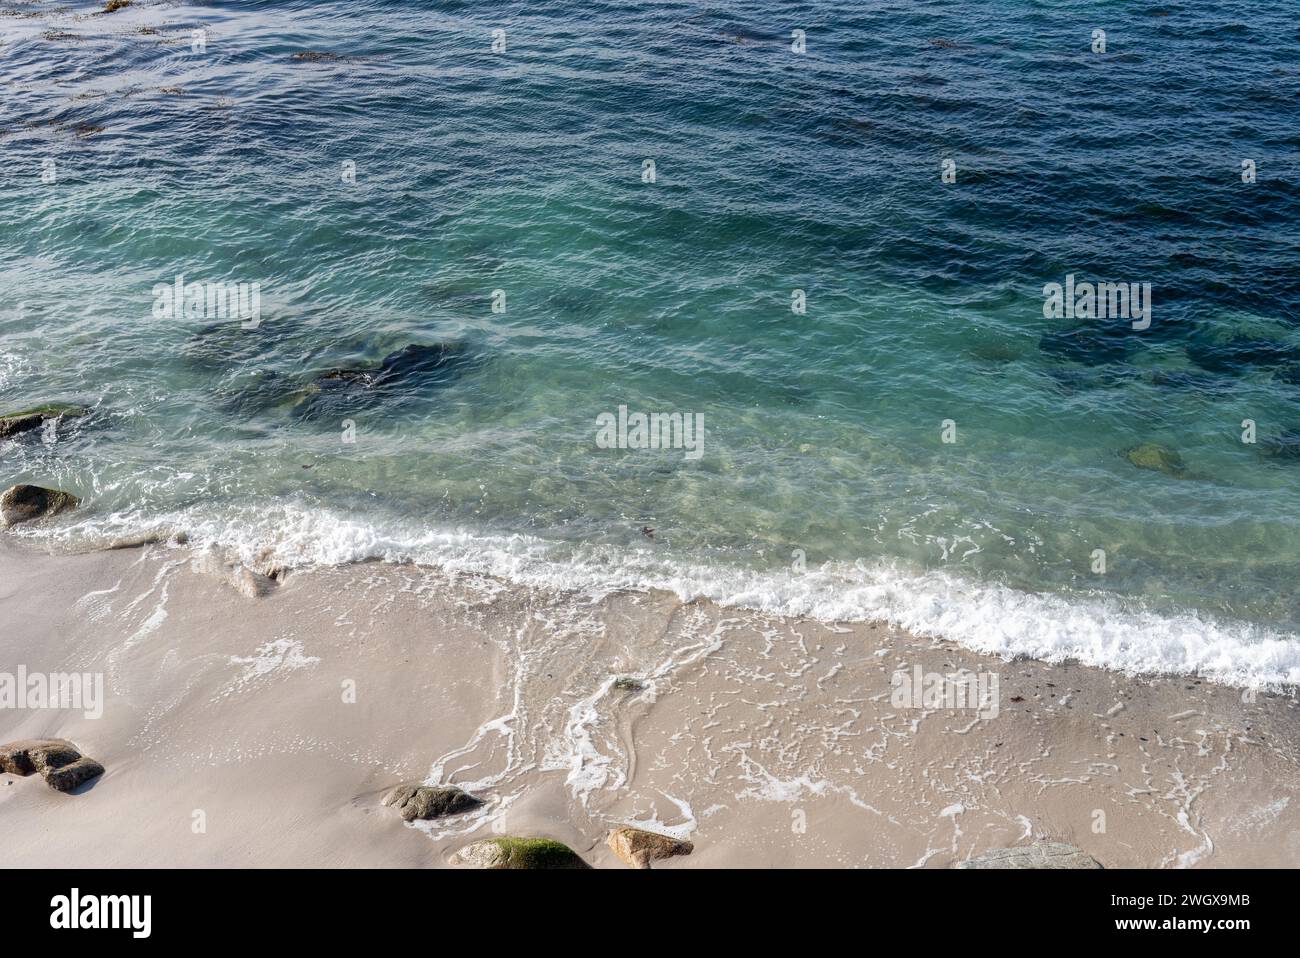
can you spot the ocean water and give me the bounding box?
[2,0,1299,685]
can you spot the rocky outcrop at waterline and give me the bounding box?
[0,404,86,439]
[606,826,693,869]
[382,783,482,822]
[0,739,105,792]
[956,842,1102,869]
[0,484,80,528]
[450,837,590,870]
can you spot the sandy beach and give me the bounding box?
[2,536,1298,869]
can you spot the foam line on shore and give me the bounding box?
[17,501,1300,689]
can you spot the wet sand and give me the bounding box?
[2,538,1298,868]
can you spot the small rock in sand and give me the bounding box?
[0,739,104,792]
[0,739,79,775]
[43,756,107,792]
[382,784,482,822]
[607,826,693,869]
[228,565,275,599]
[450,837,590,869]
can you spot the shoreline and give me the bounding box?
[2,536,1299,868]
[9,502,1300,690]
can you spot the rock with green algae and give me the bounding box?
[0,484,80,528]
[382,783,482,822]
[1122,442,1187,476]
[0,403,86,439]
[450,837,590,870]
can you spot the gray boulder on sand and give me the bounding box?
[450,837,590,869]
[0,739,104,792]
[0,484,80,528]
[957,841,1102,869]
[606,825,694,869]
[382,783,482,822]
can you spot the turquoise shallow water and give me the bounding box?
[2,1,1299,683]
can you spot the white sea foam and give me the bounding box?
[23,501,1300,690]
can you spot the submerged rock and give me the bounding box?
[215,368,322,419]
[1149,370,1232,394]
[1187,335,1300,375]
[324,342,472,390]
[1046,366,1136,394]
[968,341,1024,364]
[1274,365,1300,387]
[1260,428,1300,461]
[1039,322,1134,366]
[290,51,355,62]
[1122,443,1187,477]
[0,739,104,792]
[450,837,590,870]
[612,677,645,692]
[607,826,693,869]
[0,403,86,439]
[957,842,1102,869]
[382,784,482,822]
[0,484,80,528]
[183,320,289,370]
[292,342,476,419]
[202,332,479,420]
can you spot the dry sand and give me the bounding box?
[2,538,1298,868]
